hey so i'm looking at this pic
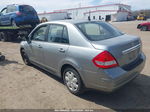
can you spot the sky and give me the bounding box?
[0,0,150,13]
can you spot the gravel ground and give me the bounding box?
[0,20,150,111]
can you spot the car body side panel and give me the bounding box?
[21,41,43,65]
[148,25,150,30]
[42,42,69,75]
[6,12,17,25]
[83,53,146,91]
[63,45,106,87]
[30,41,46,65]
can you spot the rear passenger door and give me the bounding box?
[43,24,69,73]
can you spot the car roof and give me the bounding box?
[7,4,32,7]
[58,20,90,24]
[42,20,104,25]
[59,20,104,24]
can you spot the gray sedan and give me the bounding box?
[20,20,146,95]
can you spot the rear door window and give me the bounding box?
[47,24,69,44]
[6,5,17,13]
[1,8,7,15]
[19,5,36,13]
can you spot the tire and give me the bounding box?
[0,33,1,41]
[21,49,31,65]
[0,55,5,61]
[11,20,17,27]
[63,67,85,95]
[137,24,141,29]
[0,32,7,42]
[141,26,148,31]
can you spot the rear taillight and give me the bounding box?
[92,51,118,69]
[16,11,22,16]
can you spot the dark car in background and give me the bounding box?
[0,4,40,27]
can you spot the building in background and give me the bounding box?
[38,4,131,22]
[38,12,69,22]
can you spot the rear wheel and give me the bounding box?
[21,49,31,65]
[63,67,85,95]
[141,26,148,31]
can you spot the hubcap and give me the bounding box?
[65,71,79,92]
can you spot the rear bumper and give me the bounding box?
[15,17,40,25]
[81,53,146,92]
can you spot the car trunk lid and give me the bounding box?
[91,34,141,66]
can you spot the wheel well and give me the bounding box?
[11,18,16,25]
[61,64,85,88]
[11,18,13,23]
[61,64,77,79]
[20,48,24,54]
[137,24,141,28]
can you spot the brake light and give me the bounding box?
[92,51,118,69]
[16,12,22,16]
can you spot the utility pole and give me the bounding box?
[88,10,91,21]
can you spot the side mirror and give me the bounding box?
[26,35,32,43]
[21,31,32,43]
[29,34,33,43]
[22,35,31,43]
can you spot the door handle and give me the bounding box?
[58,48,65,53]
[38,45,42,48]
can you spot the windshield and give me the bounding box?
[75,22,123,41]
[19,5,36,13]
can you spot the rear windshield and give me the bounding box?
[75,22,123,41]
[19,5,36,13]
